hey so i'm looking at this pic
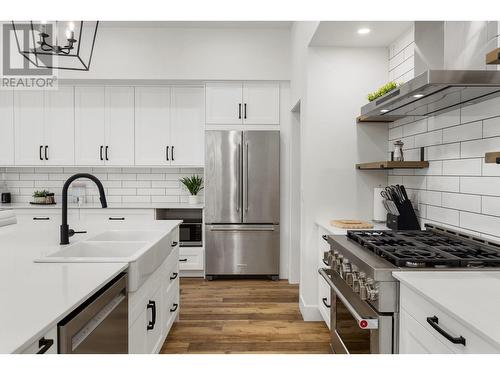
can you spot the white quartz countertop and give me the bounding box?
[0,219,181,353]
[0,202,204,210]
[393,271,500,350]
[316,219,388,235]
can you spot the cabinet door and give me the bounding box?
[75,86,105,166]
[205,82,243,124]
[135,87,171,166]
[105,87,135,166]
[14,91,44,165]
[242,82,280,124]
[44,87,75,165]
[170,86,205,166]
[146,286,164,354]
[0,90,14,166]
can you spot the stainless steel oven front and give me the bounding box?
[319,268,394,354]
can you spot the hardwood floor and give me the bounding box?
[160,278,331,354]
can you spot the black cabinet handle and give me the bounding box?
[170,303,179,312]
[147,300,156,330]
[99,145,103,161]
[179,258,188,262]
[426,316,466,346]
[33,217,50,220]
[37,337,54,354]
[171,241,178,247]
[171,145,174,161]
[244,103,247,119]
[105,146,109,161]
[322,259,329,266]
[39,145,43,161]
[322,235,328,242]
[238,103,241,119]
[170,272,179,280]
[166,146,169,161]
[322,297,331,308]
[44,145,48,160]
[109,217,125,221]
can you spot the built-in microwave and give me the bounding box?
[155,208,203,247]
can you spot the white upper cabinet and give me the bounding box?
[205,82,280,125]
[242,82,280,124]
[135,87,171,166]
[170,86,205,166]
[44,87,75,165]
[205,82,243,124]
[14,91,45,165]
[105,87,135,166]
[0,90,14,166]
[75,86,106,166]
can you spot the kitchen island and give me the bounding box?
[0,217,181,354]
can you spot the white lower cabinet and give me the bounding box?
[79,209,154,226]
[18,326,57,354]
[317,227,331,329]
[179,247,204,274]
[14,209,79,225]
[399,284,499,353]
[128,234,180,354]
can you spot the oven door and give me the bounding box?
[319,268,393,354]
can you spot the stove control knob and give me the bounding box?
[346,270,358,287]
[334,255,344,272]
[364,278,378,301]
[340,258,351,279]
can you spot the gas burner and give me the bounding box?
[405,261,426,268]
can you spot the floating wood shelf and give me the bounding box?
[485,152,500,164]
[486,48,500,65]
[356,161,429,170]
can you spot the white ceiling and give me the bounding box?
[310,21,413,47]
[99,21,293,29]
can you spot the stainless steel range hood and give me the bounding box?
[359,70,500,122]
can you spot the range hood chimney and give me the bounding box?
[358,22,500,122]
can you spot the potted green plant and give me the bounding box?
[180,175,204,204]
[33,190,49,204]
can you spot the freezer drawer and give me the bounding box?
[205,224,279,276]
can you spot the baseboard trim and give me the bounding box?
[299,295,322,321]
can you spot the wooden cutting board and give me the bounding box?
[330,219,374,229]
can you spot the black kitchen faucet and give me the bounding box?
[60,173,107,245]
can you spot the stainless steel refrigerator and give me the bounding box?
[205,130,280,280]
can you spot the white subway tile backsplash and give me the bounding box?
[402,176,426,190]
[461,176,500,196]
[427,108,460,131]
[418,190,442,206]
[427,206,460,226]
[137,173,164,181]
[122,196,151,203]
[442,158,482,176]
[151,195,179,203]
[482,162,500,177]
[460,211,500,237]
[137,188,165,195]
[403,119,427,136]
[426,143,460,160]
[414,130,442,147]
[427,176,460,192]
[482,196,500,216]
[107,188,137,196]
[461,137,500,158]
[442,121,482,143]
[388,126,403,141]
[442,192,481,213]
[461,95,500,123]
[151,180,179,188]
[108,173,136,181]
[415,161,443,175]
[122,180,151,188]
[483,116,500,138]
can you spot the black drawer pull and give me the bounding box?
[170,272,178,280]
[147,300,156,330]
[170,303,179,312]
[166,146,169,161]
[322,297,331,308]
[179,258,188,262]
[39,145,43,161]
[37,337,54,354]
[426,316,466,346]
[99,145,103,161]
[44,145,48,160]
[109,217,125,221]
[322,259,329,266]
[33,217,50,220]
[322,235,328,241]
[238,103,242,119]
[105,146,109,161]
[171,241,178,247]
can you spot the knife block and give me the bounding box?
[386,200,421,231]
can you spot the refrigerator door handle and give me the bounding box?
[208,225,275,231]
[237,143,241,212]
[245,142,249,212]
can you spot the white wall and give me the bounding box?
[58,26,291,81]
[298,46,388,319]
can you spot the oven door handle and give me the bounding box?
[319,268,379,330]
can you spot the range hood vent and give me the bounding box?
[359,70,500,122]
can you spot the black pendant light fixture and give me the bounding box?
[11,21,99,71]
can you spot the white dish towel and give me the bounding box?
[0,210,17,227]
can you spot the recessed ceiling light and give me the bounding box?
[413,94,425,98]
[380,109,389,113]
[358,28,371,35]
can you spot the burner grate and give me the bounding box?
[347,230,500,268]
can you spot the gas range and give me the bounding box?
[319,224,500,354]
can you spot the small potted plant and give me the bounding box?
[180,175,204,205]
[33,190,49,204]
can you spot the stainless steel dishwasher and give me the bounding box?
[58,273,128,354]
